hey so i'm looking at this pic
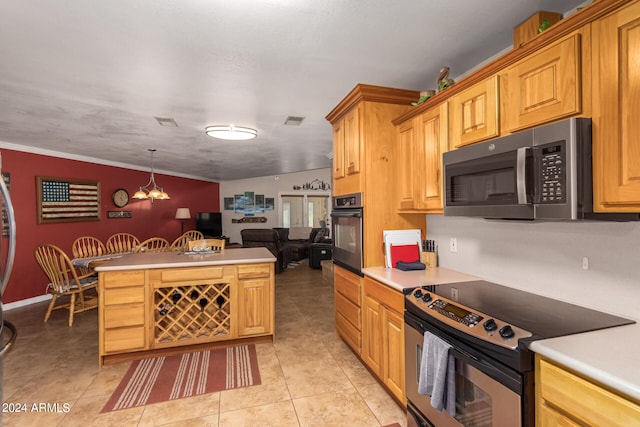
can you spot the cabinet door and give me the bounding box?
[418,103,448,211]
[333,120,345,180]
[383,307,405,404]
[361,295,383,376]
[503,34,581,132]
[397,118,417,210]
[593,2,640,211]
[450,75,499,148]
[237,277,272,336]
[343,105,361,176]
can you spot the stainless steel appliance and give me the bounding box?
[0,152,17,420]
[404,280,634,426]
[330,192,363,275]
[443,117,639,221]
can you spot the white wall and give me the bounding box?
[426,214,640,320]
[219,168,331,244]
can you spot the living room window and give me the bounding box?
[280,193,330,228]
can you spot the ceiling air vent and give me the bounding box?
[154,117,178,127]
[284,116,305,126]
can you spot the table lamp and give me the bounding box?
[175,208,191,234]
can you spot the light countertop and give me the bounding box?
[530,323,640,401]
[363,264,639,402]
[94,247,276,271]
[362,266,479,291]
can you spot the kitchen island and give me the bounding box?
[95,247,276,366]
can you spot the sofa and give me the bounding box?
[240,229,293,273]
[273,227,330,261]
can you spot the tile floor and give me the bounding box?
[1,263,407,426]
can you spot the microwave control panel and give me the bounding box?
[536,142,566,204]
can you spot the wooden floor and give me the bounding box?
[2,262,407,426]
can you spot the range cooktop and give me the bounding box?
[413,280,635,341]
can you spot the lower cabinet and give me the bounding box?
[536,355,640,427]
[236,263,274,337]
[334,265,363,355]
[362,276,406,405]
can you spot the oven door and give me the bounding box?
[405,312,523,427]
[330,208,363,275]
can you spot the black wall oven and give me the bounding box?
[404,280,634,427]
[330,192,363,275]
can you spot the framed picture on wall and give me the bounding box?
[224,197,234,210]
[36,176,101,224]
[265,197,274,210]
[234,194,244,214]
[255,194,265,214]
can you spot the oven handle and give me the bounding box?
[330,210,362,218]
[405,311,523,395]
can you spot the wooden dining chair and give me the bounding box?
[72,236,107,274]
[170,230,205,252]
[188,238,226,251]
[34,244,99,326]
[136,237,170,253]
[106,233,140,254]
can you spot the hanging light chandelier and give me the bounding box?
[133,148,170,201]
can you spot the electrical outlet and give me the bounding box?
[449,237,458,253]
[451,287,459,301]
[582,256,589,270]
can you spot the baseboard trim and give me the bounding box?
[4,294,51,311]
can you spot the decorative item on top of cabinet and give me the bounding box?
[513,11,562,47]
[592,1,640,212]
[449,75,499,149]
[501,32,582,133]
[397,102,448,212]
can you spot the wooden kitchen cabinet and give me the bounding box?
[327,84,425,268]
[99,270,148,356]
[332,105,361,182]
[236,263,274,337]
[592,0,640,211]
[536,355,640,427]
[362,276,406,405]
[334,264,363,355]
[449,75,499,148]
[397,102,448,212]
[501,32,582,132]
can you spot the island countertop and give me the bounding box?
[94,247,276,271]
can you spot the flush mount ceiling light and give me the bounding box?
[205,125,257,141]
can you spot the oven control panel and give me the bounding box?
[408,287,533,350]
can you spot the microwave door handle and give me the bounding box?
[516,147,529,204]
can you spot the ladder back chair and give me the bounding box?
[34,244,99,326]
[135,237,170,253]
[106,233,140,254]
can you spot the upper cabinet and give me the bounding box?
[332,105,361,182]
[397,102,448,212]
[501,32,582,132]
[326,84,418,197]
[449,75,499,149]
[592,0,640,211]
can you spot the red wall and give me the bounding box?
[1,148,220,304]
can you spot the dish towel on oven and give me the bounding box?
[418,331,456,416]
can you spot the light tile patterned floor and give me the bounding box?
[2,263,407,426]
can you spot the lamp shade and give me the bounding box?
[175,207,191,220]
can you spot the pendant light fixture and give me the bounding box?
[133,148,170,201]
[205,125,257,141]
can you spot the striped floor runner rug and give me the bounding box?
[102,344,260,412]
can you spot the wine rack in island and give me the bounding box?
[154,282,231,344]
[98,261,275,366]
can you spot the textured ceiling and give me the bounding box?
[0,0,585,181]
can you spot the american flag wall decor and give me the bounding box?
[36,176,101,224]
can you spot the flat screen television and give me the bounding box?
[196,212,222,237]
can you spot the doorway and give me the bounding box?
[279,193,331,229]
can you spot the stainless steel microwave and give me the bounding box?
[443,118,638,221]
